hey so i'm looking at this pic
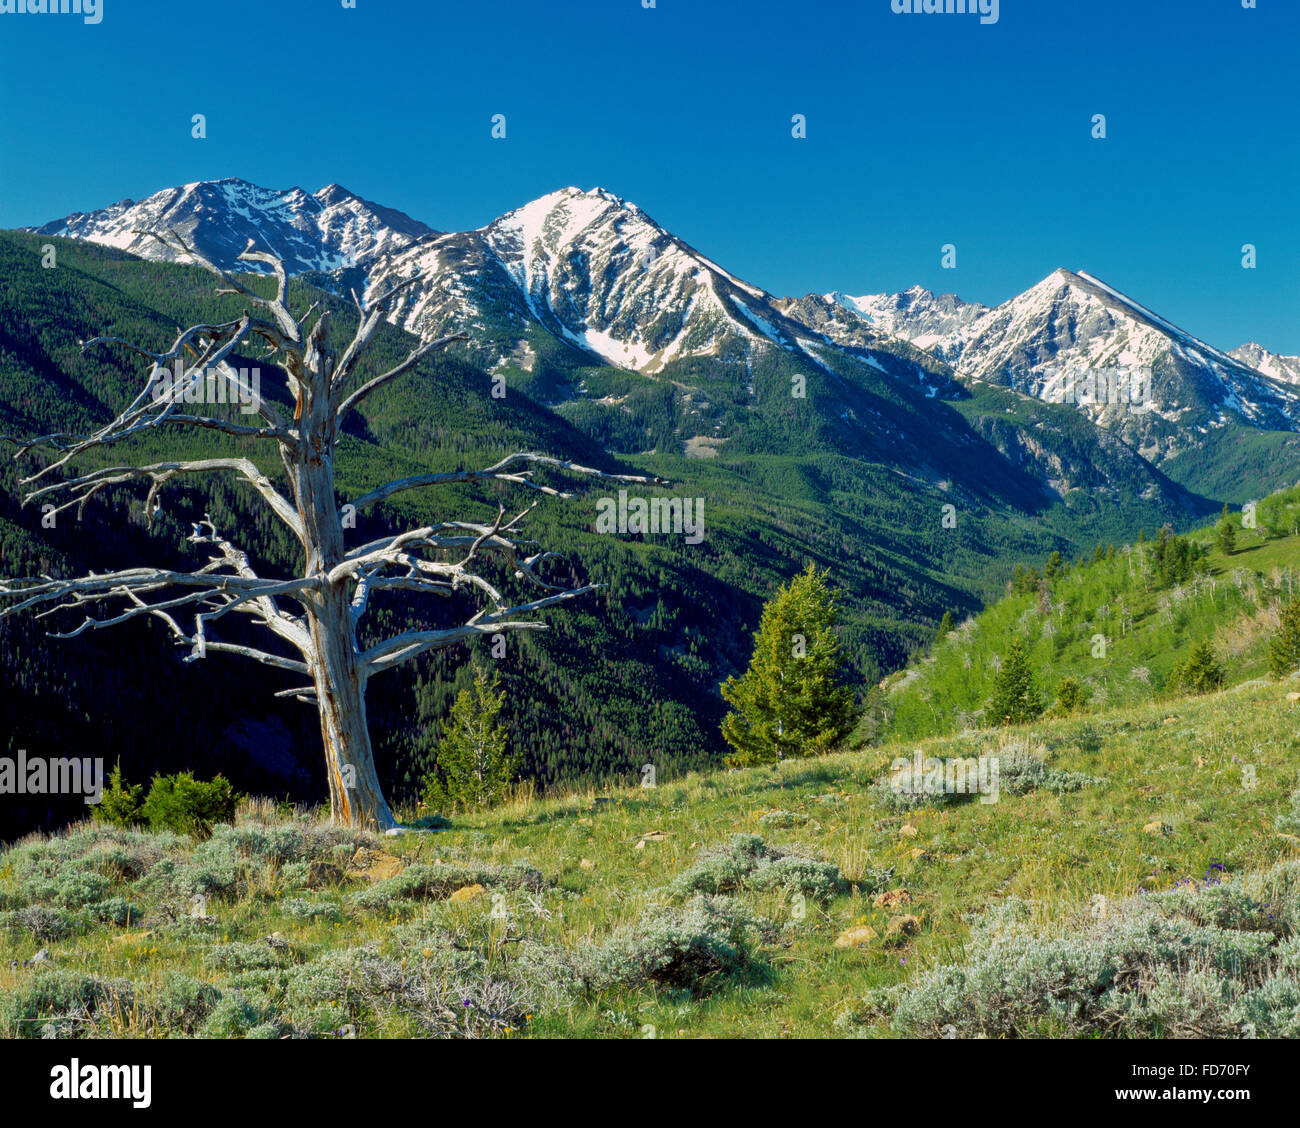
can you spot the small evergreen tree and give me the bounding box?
[1270,596,1300,679]
[935,610,955,641]
[140,771,235,839]
[1156,532,1196,586]
[94,760,145,829]
[1048,676,1087,718]
[1217,513,1237,556]
[423,663,518,812]
[988,639,1042,725]
[720,563,855,765]
[1168,641,1225,695]
[1044,551,1063,581]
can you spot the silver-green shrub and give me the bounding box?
[587,895,761,993]
[668,835,848,900]
[843,861,1300,1038]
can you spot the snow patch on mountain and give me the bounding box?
[1232,342,1300,387]
[849,268,1300,450]
[829,286,989,356]
[26,178,435,275]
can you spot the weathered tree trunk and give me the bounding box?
[295,317,395,830]
[309,588,395,831]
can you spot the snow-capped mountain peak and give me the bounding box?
[359,183,801,374]
[827,285,989,355]
[25,177,435,275]
[1231,342,1300,387]
[919,268,1300,454]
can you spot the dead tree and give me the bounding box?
[0,231,657,830]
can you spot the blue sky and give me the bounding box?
[1,0,1297,352]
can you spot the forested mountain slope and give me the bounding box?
[0,232,1257,837]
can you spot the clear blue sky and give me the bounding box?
[2,0,1296,352]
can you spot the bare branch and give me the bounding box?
[140,228,302,347]
[186,516,312,655]
[329,274,428,391]
[333,519,534,575]
[360,584,602,676]
[274,685,319,704]
[22,458,304,540]
[5,316,296,486]
[348,451,666,513]
[334,332,468,432]
[108,581,308,675]
[0,566,318,629]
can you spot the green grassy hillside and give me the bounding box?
[3,678,1298,1038]
[876,483,1300,742]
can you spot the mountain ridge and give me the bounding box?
[17,178,1300,502]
